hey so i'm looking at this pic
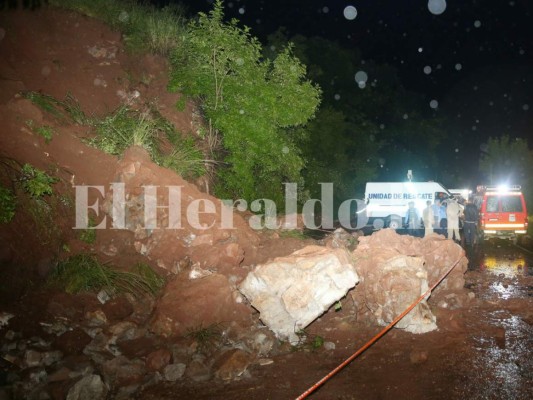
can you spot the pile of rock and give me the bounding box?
[0,290,277,400]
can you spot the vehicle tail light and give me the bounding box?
[525,216,529,228]
[480,213,485,227]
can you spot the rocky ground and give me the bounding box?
[0,6,532,400]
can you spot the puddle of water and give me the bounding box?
[482,256,528,278]
[467,313,533,400]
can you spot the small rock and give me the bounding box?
[24,350,42,368]
[66,374,107,400]
[145,348,171,372]
[323,341,336,351]
[41,350,63,366]
[257,358,274,366]
[85,310,108,327]
[409,350,429,364]
[48,367,72,382]
[97,290,111,304]
[102,356,146,387]
[0,312,14,327]
[41,65,51,77]
[55,328,92,356]
[213,349,252,381]
[185,358,211,382]
[163,363,186,382]
[468,292,475,299]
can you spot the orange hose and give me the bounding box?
[295,255,465,400]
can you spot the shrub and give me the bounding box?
[169,0,321,207]
[19,164,58,198]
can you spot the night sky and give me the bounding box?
[164,0,532,186]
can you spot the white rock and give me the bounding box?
[239,246,359,343]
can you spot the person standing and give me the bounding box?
[405,201,420,236]
[432,199,442,233]
[446,198,461,242]
[463,196,479,246]
[423,200,434,237]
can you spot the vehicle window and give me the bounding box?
[486,196,499,212]
[501,196,523,212]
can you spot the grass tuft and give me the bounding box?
[0,185,16,224]
[22,91,91,125]
[48,0,186,55]
[185,323,223,353]
[48,254,165,297]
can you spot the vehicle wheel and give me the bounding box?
[388,218,402,230]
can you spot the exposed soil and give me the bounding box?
[0,6,532,400]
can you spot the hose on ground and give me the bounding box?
[295,255,465,399]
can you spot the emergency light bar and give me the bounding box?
[483,185,521,193]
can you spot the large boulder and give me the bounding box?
[239,245,359,343]
[150,274,253,337]
[352,229,467,333]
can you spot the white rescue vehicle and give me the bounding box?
[364,181,455,230]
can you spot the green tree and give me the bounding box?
[169,0,320,207]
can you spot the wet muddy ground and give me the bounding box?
[140,238,533,400]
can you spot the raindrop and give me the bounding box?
[519,49,525,55]
[403,113,409,119]
[523,104,530,111]
[423,66,432,75]
[418,47,423,53]
[343,6,358,20]
[228,2,234,8]
[489,101,494,106]
[480,143,488,152]
[380,124,385,129]
[429,99,439,109]
[509,1,515,6]
[369,134,375,142]
[455,63,462,70]
[239,109,245,114]
[472,126,477,131]
[473,86,478,91]
[455,148,459,153]
[427,0,447,15]
[322,6,329,14]
[238,7,245,14]
[474,20,481,28]
[355,70,368,84]
[282,146,289,154]
[270,45,276,51]
[358,82,366,89]
[436,64,442,69]
[118,11,129,22]
[236,58,244,66]
[475,119,480,123]
[334,94,341,100]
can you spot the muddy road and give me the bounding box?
[141,238,533,400]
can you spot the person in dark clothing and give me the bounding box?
[463,197,479,246]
